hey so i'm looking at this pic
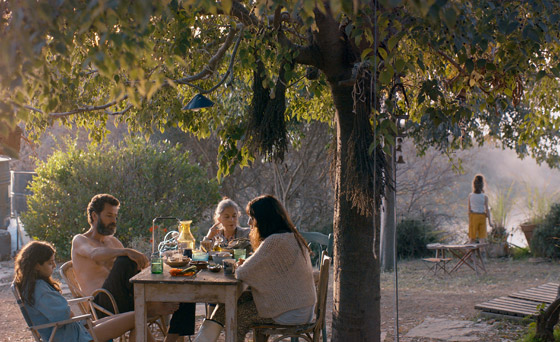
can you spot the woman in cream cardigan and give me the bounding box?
[194,194,317,342]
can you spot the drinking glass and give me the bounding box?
[233,248,246,261]
[151,253,163,274]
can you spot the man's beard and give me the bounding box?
[96,220,116,236]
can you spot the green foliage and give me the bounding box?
[523,184,559,225]
[530,203,560,259]
[518,321,560,342]
[510,245,531,260]
[489,181,516,243]
[396,219,442,259]
[20,137,221,259]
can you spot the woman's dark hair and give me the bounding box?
[472,174,485,194]
[14,241,60,306]
[246,194,310,253]
[87,193,120,225]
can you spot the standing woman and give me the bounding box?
[203,197,250,246]
[194,195,317,342]
[468,174,494,243]
[13,241,176,341]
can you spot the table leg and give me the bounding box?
[224,287,238,342]
[134,284,147,342]
[475,247,486,272]
[449,249,476,273]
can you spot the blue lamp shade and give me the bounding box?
[183,94,214,110]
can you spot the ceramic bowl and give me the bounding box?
[190,260,208,270]
[212,252,232,266]
[208,264,222,273]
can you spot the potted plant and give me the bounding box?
[487,182,515,257]
[520,184,558,245]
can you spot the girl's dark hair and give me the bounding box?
[14,241,60,306]
[87,193,120,225]
[246,194,311,254]
[472,174,485,194]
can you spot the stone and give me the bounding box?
[405,317,490,341]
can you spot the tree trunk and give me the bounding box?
[330,83,381,341]
[381,145,396,272]
[536,296,560,341]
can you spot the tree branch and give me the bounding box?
[429,43,466,75]
[175,25,241,85]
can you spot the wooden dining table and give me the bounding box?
[426,243,488,275]
[130,264,245,342]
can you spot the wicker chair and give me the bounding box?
[59,260,167,340]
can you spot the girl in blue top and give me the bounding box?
[14,241,168,341]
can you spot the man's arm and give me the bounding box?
[72,235,149,270]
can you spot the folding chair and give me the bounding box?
[253,254,331,342]
[12,281,100,342]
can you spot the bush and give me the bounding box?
[530,203,560,259]
[20,137,221,259]
[519,321,560,342]
[396,219,442,259]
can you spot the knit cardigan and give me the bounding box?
[235,232,316,318]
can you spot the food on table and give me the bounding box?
[169,265,197,276]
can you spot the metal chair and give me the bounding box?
[11,281,100,342]
[300,232,333,268]
[253,253,331,342]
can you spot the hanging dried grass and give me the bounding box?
[345,66,386,216]
[247,59,288,162]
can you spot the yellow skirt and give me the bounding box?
[468,213,488,240]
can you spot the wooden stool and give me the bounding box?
[423,257,452,276]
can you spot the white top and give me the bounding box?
[469,193,487,213]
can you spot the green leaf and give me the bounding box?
[395,59,406,73]
[442,7,457,28]
[536,70,547,81]
[221,0,233,14]
[465,59,474,74]
[387,34,400,52]
[378,47,388,60]
[361,48,373,60]
[379,65,394,85]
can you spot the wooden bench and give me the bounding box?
[475,282,559,320]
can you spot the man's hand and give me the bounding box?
[126,249,149,270]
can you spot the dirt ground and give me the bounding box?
[1,257,559,341]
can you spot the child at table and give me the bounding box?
[14,240,177,342]
[468,174,494,243]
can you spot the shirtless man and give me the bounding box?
[72,194,195,342]
[72,194,148,305]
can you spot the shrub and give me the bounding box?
[20,137,221,259]
[519,321,560,342]
[530,203,560,259]
[396,219,442,259]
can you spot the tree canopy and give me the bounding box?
[2,0,560,340]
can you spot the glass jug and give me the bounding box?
[178,220,196,251]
